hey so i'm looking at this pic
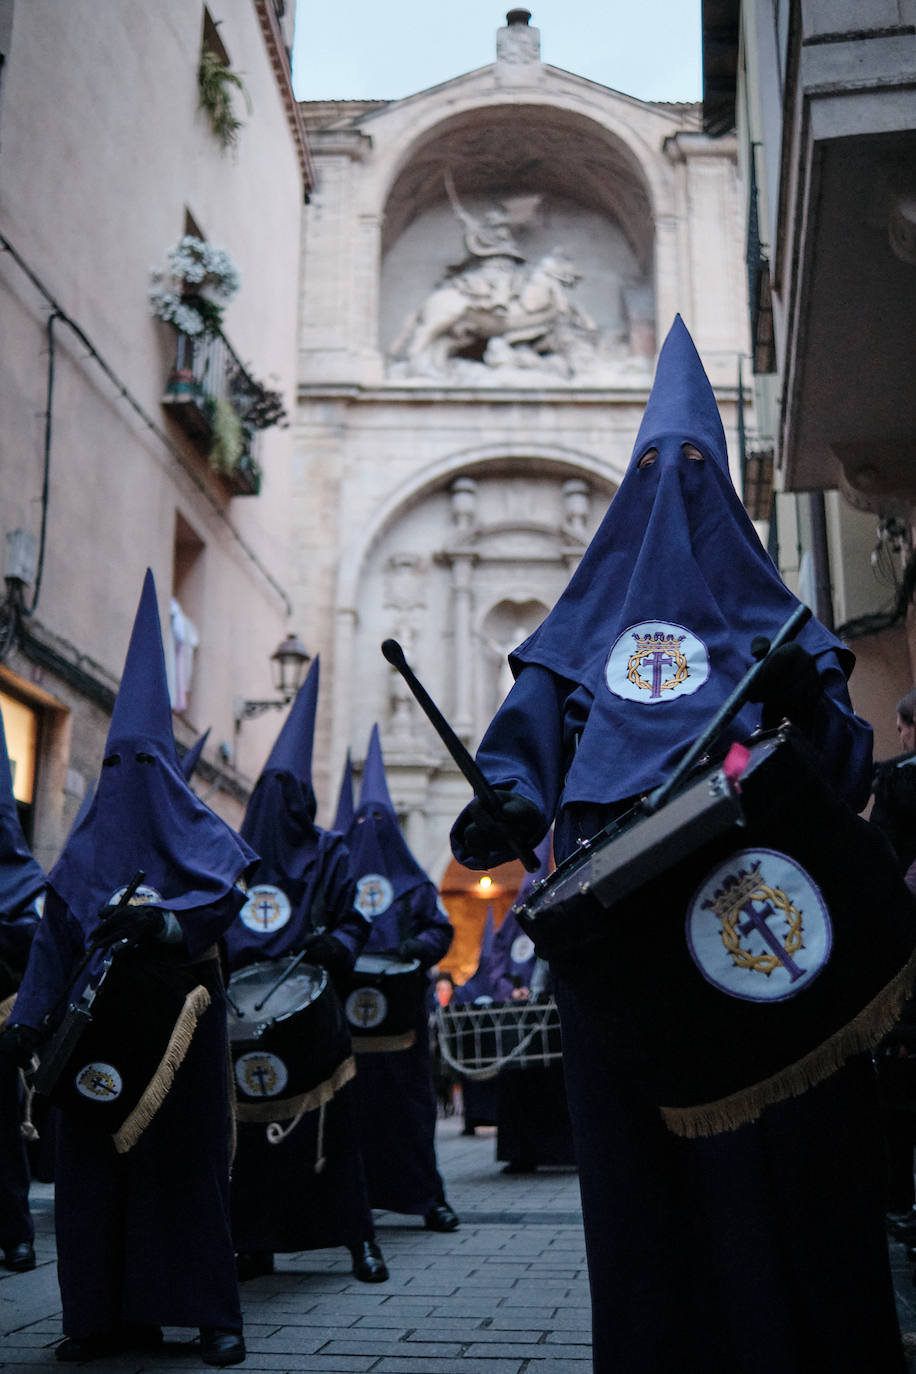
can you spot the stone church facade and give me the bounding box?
[295,11,752,930]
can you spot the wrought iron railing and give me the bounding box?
[165,322,263,494]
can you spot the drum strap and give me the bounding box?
[352,1030,416,1053]
[237,1052,357,1131]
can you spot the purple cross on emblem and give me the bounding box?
[738,898,805,981]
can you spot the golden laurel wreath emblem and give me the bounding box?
[239,1053,283,1097]
[76,1064,121,1100]
[704,865,804,976]
[626,632,690,695]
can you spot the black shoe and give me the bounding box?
[56,1332,128,1362]
[3,1241,35,1272]
[55,1323,162,1362]
[424,1202,460,1232]
[236,1250,274,1281]
[199,1328,246,1366]
[350,1239,389,1283]
[502,1160,537,1174]
[889,1211,916,1241]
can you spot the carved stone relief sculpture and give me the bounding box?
[387,171,654,386]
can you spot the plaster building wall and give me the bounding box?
[0,0,309,868]
[721,0,916,757]
[295,12,753,883]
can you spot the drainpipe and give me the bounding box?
[808,492,834,631]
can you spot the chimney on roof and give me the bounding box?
[496,9,541,69]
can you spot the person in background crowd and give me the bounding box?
[488,839,575,1174]
[870,688,916,1242]
[344,725,459,1233]
[449,910,498,1135]
[0,706,46,1274]
[224,657,388,1285]
[0,570,256,1366]
[452,317,910,1373]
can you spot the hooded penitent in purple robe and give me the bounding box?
[332,751,355,835]
[12,568,256,1343]
[345,725,454,1215]
[450,319,905,1373]
[0,705,45,1259]
[224,657,377,1260]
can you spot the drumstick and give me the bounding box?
[253,948,310,1013]
[380,639,541,873]
[645,602,812,814]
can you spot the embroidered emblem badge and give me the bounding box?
[240,884,292,934]
[345,986,388,1030]
[75,1062,123,1102]
[686,848,832,1001]
[605,621,709,703]
[510,933,535,966]
[235,1050,289,1098]
[354,874,394,920]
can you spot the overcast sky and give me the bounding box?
[291,1,703,105]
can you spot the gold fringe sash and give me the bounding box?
[112,984,211,1154]
[0,993,16,1032]
[660,943,916,1138]
[351,1031,416,1054]
[235,1053,356,1126]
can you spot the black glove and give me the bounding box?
[89,904,166,950]
[301,933,350,980]
[0,1023,41,1070]
[452,789,543,865]
[747,643,822,734]
[397,937,425,963]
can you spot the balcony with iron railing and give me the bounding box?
[161,318,285,496]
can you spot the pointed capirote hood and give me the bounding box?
[262,655,319,782]
[332,752,355,835]
[509,316,854,807]
[358,722,395,811]
[628,313,730,476]
[240,657,321,878]
[49,569,257,924]
[180,728,210,782]
[0,706,46,915]
[345,724,429,899]
[452,905,498,1005]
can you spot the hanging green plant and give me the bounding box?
[208,395,246,474]
[198,48,251,151]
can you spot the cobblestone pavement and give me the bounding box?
[3,1111,916,1372]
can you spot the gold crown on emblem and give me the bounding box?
[701,863,765,920]
[632,631,686,655]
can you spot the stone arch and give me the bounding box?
[372,101,667,379]
[329,446,618,833]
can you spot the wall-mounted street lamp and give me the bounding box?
[233,632,310,726]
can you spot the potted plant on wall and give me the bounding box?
[198,48,251,152]
[150,235,241,344]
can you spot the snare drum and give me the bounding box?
[228,956,354,1123]
[340,953,423,1052]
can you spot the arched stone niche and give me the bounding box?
[379,106,657,385]
[341,457,614,767]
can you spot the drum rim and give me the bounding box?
[227,956,327,1036]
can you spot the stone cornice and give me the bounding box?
[253,0,315,197]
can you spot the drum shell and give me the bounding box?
[340,954,424,1051]
[228,959,352,1120]
[522,731,916,1123]
[39,949,211,1143]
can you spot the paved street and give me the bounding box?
[3,1110,916,1372]
[0,1114,590,1371]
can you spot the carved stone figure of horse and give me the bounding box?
[392,252,588,375]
